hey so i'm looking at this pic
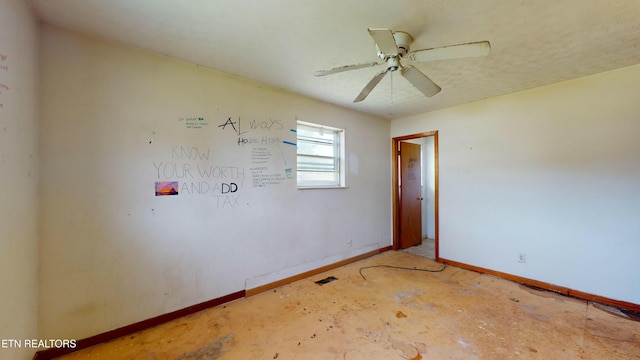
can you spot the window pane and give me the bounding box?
[297,140,334,158]
[298,155,336,171]
[296,121,344,187]
[298,125,335,142]
[297,171,339,186]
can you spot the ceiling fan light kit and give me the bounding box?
[314,28,491,103]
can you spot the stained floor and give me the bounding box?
[403,239,435,259]
[56,251,640,359]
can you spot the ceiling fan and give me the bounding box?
[314,28,491,103]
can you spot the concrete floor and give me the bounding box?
[403,239,436,259]
[56,251,640,359]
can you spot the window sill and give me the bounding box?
[297,186,348,190]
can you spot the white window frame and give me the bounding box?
[296,121,346,189]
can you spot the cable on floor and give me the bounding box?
[359,263,447,280]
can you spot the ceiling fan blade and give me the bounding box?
[368,28,398,56]
[353,69,389,103]
[407,41,491,62]
[401,65,441,97]
[313,61,382,77]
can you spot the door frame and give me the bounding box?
[392,131,440,261]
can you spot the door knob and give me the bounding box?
[417,197,424,200]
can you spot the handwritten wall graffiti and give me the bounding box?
[153,162,246,180]
[217,116,295,188]
[153,145,245,208]
[408,157,418,180]
[177,116,209,129]
[250,146,287,187]
[0,52,8,110]
[153,115,296,208]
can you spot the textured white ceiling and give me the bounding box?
[30,0,640,119]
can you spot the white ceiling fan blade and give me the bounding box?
[313,61,382,77]
[368,28,398,56]
[353,69,389,103]
[401,65,441,97]
[407,41,491,62]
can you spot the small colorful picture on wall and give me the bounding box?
[155,181,179,196]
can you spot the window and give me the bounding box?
[296,121,345,188]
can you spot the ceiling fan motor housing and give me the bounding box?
[387,56,400,71]
[393,31,413,57]
[375,31,413,61]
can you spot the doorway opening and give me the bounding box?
[392,131,439,260]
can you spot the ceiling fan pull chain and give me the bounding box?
[390,71,393,104]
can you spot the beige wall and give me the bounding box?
[392,64,640,304]
[0,0,39,359]
[38,25,391,339]
[3,4,640,351]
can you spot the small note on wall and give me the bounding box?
[177,116,209,129]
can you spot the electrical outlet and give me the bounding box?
[517,252,526,263]
[347,240,352,248]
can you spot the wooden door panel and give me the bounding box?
[399,142,422,249]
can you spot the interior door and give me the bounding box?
[399,141,422,249]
